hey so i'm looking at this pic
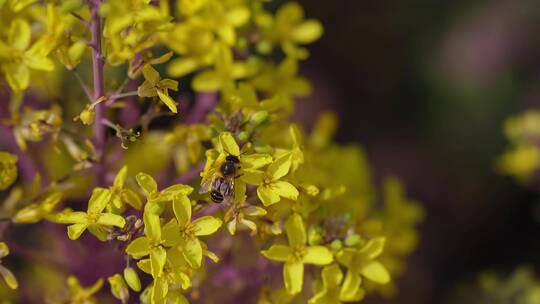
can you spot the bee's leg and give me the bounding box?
[235,173,243,179]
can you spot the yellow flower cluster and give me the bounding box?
[0,0,424,303]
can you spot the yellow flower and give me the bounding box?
[0,18,55,91]
[243,152,299,207]
[0,151,17,190]
[192,43,256,92]
[64,276,103,304]
[55,188,126,241]
[308,264,365,304]
[126,211,171,279]
[336,237,391,297]
[0,242,17,290]
[262,214,333,295]
[160,194,222,268]
[107,166,142,212]
[13,191,63,223]
[255,2,323,59]
[138,64,179,113]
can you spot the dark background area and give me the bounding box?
[297,0,540,303]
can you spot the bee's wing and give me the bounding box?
[221,176,235,203]
[199,168,217,194]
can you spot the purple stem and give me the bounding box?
[89,0,106,186]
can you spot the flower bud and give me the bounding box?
[330,239,343,251]
[123,267,141,292]
[345,234,362,247]
[79,108,95,125]
[250,111,269,125]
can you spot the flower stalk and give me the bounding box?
[89,0,106,185]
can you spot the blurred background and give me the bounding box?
[297,0,540,303]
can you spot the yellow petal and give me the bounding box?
[191,216,222,236]
[4,63,30,91]
[291,20,323,44]
[67,223,87,240]
[321,264,342,288]
[284,261,303,295]
[142,64,160,85]
[340,271,362,301]
[54,211,88,224]
[9,19,30,51]
[241,153,272,169]
[192,71,223,92]
[267,153,292,180]
[136,173,158,196]
[285,213,306,247]
[261,245,290,262]
[272,181,299,200]
[87,188,112,214]
[97,213,126,228]
[240,169,265,185]
[126,237,151,258]
[219,132,240,156]
[144,212,161,242]
[303,246,333,265]
[180,237,202,268]
[172,195,191,228]
[150,246,167,278]
[257,184,280,206]
[157,89,178,114]
[167,57,199,78]
[359,237,385,259]
[24,55,55,71]
[0,265,17,289]
[113,166,128,189]
[360,261,390,284]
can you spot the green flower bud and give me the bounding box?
[123,267,141,292]
[108,274,129,303]
[345,234,362,247]
[308,227,323,245]
[330,239,343,251]
[237,131,250,142]
[250,111,269,125]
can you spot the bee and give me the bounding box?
[200,155,241,204]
